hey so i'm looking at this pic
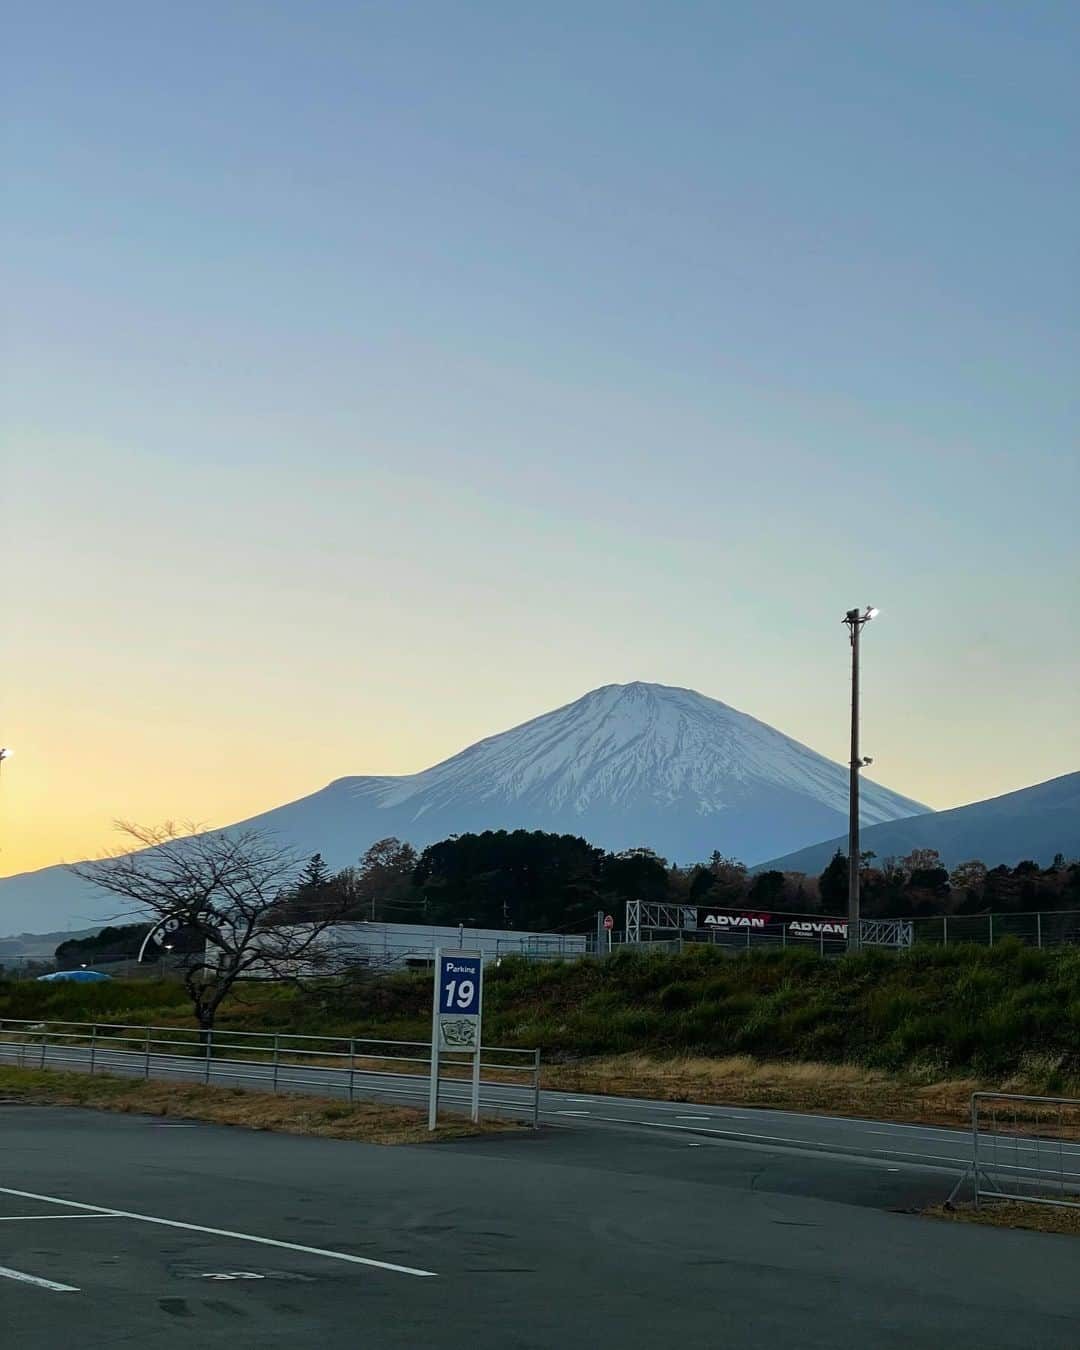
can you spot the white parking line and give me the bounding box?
[0,1264,79,1292]
[0,1186,437,1278]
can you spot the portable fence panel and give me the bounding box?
[970,1092,1080,1211]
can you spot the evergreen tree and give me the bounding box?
[818,850,848,914]
[601,848,670,909]
[414,830,606,931]
[300,853,332,891]
[747,870,785,907]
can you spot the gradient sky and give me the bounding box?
[3,1,1078,876]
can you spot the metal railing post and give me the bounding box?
[349,1039,355,1103]
[989,914,994,947]
[943,914,949,947]
[90,1024,97,1075]
[144,1026,152,1078]
[39,1024,48,1069]
[533,1049,541,1129]
[972,1093,980,1209]
[1037,912,1042,949]
[272,1035,280,1093]
[204,1029,213,1083]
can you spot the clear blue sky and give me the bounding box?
[3,1,1078,871]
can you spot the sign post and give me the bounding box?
[428,949,484,1130]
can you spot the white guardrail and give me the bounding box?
[0,1018,541,1127]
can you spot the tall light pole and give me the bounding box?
[842,607,878,952]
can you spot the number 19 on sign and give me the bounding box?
[428,949,484,1129]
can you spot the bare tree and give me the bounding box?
[72,822,357,1033]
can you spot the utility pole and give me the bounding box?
[842,607,878,953]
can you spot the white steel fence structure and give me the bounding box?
[623,901,1080,955]
[0,1017,541,1126]
[621,901,913,954]
[951,1092,1080,1211]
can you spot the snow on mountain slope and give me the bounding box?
[373,682,921,823]
[0,682,929,938]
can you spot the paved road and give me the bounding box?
[3,1103,1080,1348]
[2,1038,1077,1189]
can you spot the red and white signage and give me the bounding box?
[696,907,847,937]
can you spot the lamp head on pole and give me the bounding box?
[842,606,879,630]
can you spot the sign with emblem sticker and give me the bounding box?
[428,949,484,1129]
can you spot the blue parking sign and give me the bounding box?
[438,953,482,1015]
[430,949,485,1127]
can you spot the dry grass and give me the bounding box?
[927,1201,1080,1238]
[0,1066,511,1145]
[541,1054,997,1129]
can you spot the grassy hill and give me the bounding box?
[3,941,1080,1085]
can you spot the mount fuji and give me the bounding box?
[0,683,929,938]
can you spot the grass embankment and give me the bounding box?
[5,942,1080,1125]
[0,1066,497,1144]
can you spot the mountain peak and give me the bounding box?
[375,680,924,829]
[0,681,931,937]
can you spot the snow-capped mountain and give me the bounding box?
[0,683,929,937]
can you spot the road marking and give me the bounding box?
[0,1186,437,1278]
[563,1114,1080,1177]
[0,1264,79,1292]
[676,1116,712,1121]
[548,1113,969,1167]
[0,1213,121,1222]
[555,1110,590,1116]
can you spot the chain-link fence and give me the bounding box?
[911,910,1080,949]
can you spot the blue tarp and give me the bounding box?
[36,970,113,983]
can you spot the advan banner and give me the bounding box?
[696,908,847,938]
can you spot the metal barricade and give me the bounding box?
[960,1092,1080,1210]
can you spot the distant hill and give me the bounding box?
[758,771,1080,874]
[0,926,100,967]
[0,682,928,938]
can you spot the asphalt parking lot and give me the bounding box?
[3,1104,1079,1349]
